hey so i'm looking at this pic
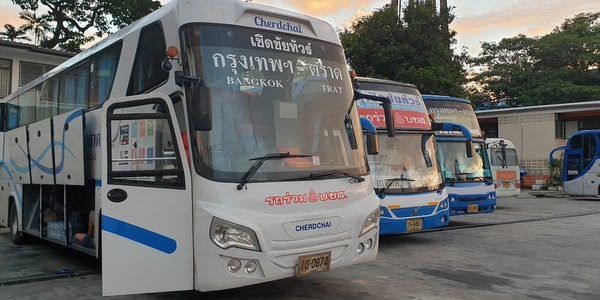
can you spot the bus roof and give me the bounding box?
[354,77,430,130]
[4,0,339,101]
[421,94,471,104]
[353,76,418,89]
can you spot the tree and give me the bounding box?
[18,10,52,44]
[468,13,600,108]
[339,2,467,96]
[0,24,31,42]
[10,0,161,51]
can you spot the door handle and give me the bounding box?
[107,188,128,203]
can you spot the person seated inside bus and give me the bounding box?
[73,210,95,249]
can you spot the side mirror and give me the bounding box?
[366,134,379,155]
[189,85,212,131]
[382,102,395,137]
[466,141,474,158]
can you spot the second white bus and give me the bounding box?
[486,138,521,197]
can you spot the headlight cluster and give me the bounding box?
[210,217,261,251]
[359,208,380,237]
[438,198,449,209]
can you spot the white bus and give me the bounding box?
[486,138,521,197]
[0,0,392,296]
[354,77,449,234]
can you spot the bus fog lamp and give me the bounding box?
[244,260,258,274]
[227,258,242,273]
[356,242,365,254]
[364,238,373,250]
[441,215,447,223]
[450,196,457,202]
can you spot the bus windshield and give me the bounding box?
[438,141,491,182]
[369,133,443,193]
[489,147,519,167]
[181,24,366,182]
[425,99,482,137]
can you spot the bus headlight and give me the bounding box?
[359,208,380,237]
[439,199,449,209]
[210,217,261,251]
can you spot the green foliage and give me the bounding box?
[469,12,600,108]
[10,0,161,51]
[548,158,562,187]
[339,3,467,96]
[0,24,31,41]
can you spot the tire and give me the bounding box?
[8,202,24,245]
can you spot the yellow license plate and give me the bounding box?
[406,218,423,232]
[502,182,510,188]
[467,204,479,213]
[298,251,331,276]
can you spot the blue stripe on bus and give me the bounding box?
[101,214,177,254]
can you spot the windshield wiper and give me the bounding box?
[306,170,365,183]
[237,152,312,190]
[377,177,415,196]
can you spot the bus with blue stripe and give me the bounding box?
[354,77,449,234]
[422,95,496,215]
[550,130,600,197]
[0,0,393,296]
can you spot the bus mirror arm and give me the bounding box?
[549,145,570,164]
[353,90,395,137]
[433,122,475,157]
[175,71,204,87]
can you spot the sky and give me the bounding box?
[1,0,600,56]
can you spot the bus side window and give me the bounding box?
[127,22,168,95]
[583,133,596,169]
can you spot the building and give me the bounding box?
[0,40,74,99]
[476,101,600,187]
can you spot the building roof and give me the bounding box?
[475,100,600,118]
[0,39,74,58]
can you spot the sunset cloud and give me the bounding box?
[1,0,599,57]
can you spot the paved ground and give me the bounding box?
[1,190,599,299]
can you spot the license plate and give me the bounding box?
[298,251,331,276]
[502,182,510,188]
[406,218,423,232]
[467,204,479,213]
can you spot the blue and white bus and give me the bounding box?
[550,130,600,197]
[355,77,449,234]
[422,95,496,215]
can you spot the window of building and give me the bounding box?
[20,61,56,87]
[0,58,11,98]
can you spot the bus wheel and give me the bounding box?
[9,202,24,245]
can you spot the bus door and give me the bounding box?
[581,133,599,195]
[101,93,193,296]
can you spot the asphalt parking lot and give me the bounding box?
[1,190,599,299]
